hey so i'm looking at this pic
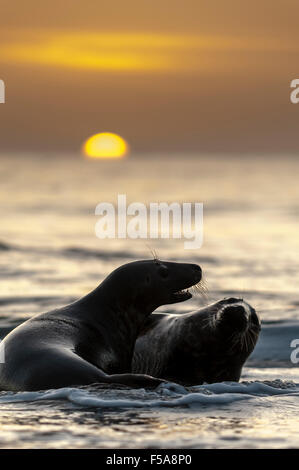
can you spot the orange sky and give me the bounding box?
[0,0,298,154]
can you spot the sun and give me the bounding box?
[83,132,128,159]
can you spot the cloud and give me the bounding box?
[0,30,296,73]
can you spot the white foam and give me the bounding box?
[0,380,297,409]
[191,380,299,396]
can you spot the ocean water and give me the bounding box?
[0,153,298,449]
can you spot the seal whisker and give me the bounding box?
[246,331,252,350]
[200,317,213,331]
[249,332,255,351]
[228,331,243,353]
[243,333,248,351]
[248,330,256,350]
[191,283,209,303]
[244,333,249,352]
[145,244,160,262]
[247,334,252,352]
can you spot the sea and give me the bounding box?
[0,153,298,449]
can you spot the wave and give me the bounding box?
[0,380,297,410]
[0,241,12,251]
[61,247,217,264]
[0,295,75,307]
[0,240,217,264]
[61,246,139,260]
[0,240,136,260]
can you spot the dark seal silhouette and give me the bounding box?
[133,298,261,385]
[0,259,202,391]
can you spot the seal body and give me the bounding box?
[0,259,201,391]
[132,298,261,385]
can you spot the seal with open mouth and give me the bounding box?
[0,259,202,391]
[132,297,261,385]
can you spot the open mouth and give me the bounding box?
[172,288,193,302]
[168,264,202,304]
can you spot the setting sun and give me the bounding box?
[83,132,128,159]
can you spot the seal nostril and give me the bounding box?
[225,297,241,304]
[224,305,247,316]
[192,264,201,272]
[191,264,202,280]
[221,305,248,329]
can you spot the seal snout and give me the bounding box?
[174,263,202,297]
[164,261,202,303]
[219,303,249,331]
[191,263,202,280]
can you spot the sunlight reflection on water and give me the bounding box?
[0,154,298,448]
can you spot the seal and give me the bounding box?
[0,259,202,391]
[132,297,261,385]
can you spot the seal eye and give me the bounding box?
[158,266,169,279]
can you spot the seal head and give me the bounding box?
[97,259,202,312]
[133,297,260,385]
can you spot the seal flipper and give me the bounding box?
[108,372,164,388]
